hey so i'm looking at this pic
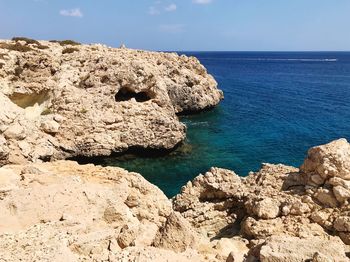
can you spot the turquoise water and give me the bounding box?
[93,52,350,197]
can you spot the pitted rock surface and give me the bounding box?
[174,139,350,261]
[0,39,223,165]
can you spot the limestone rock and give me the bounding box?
[3,124,26,140]
[173,139,350,260]
[0,161,174,260]
[0,161,234,261]
[246,198,280,219]
[0,135,9,164]
[258,236,348,262]
[153,212,197,252]
[301,138,350,181]
[40,119,60,134]
[0,39,223,165]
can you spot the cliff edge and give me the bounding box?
[0,38,223,165]
[1,140,350,261]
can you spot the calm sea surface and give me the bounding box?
[95,52,350,197]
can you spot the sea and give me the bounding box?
[93,52,350,197]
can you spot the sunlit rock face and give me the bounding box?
[0,160,249,262]
[0,39,223,165]
[173,139,350,261]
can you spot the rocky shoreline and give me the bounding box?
[1,139,350,261]
[0,38,223,165]
[1,39,350,261]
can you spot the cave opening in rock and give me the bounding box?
[115,87,152,102]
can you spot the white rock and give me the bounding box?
[41,120,60,134]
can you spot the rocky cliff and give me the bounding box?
[1,139,350,261]
[1,38,350,262]
[173,139,350,261]
[0,38,223,165]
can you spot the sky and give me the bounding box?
[0,0,350,51]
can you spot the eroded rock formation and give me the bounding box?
[1,38,350,262]
[173,139,350,261]
[0,39,223,165]
[1,139,350,261]
[0,161,247,261]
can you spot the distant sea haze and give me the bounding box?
[96,51,350,197]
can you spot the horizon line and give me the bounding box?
[162,50,350,53]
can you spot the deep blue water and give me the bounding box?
[97,52,350,197]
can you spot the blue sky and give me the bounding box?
[0,0,349,51]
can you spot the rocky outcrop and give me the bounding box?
[1,139,350,261]
[0,160,248,261]
[1,38,350,261]
[173,139,350,261]
[0,136,350,262]
[0,39,223,165]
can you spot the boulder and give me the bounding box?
[258,236,348,262]
[153,212,197,252]
[301,138,350,181]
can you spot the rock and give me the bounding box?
[312,252,333,262]
[1,139,350,260]
[213,238,248,262]
[329,177,350,189]
[247,198,280,219]
[117,225,139,249]
[0,135,9,162]
[334,216,350,232]
[301,138,350,181]
[40,120,60,134]
[339,232,350,245]
[0,161,236,261]
[258,236,348,262]
[0,161,173,260]
[3,124,26,140]
[0,39,223,165]
[173,139,350,259]
[153,212,197,252]
[314,188,339,207]
[333,185,350,203]
[173,167,243,237]
[0,167,20,194]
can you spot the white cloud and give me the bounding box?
[149,6,160,15]
[165,3,177,12]
[193,0,213,4]
[159,24,185,33]
[59,8,83,18]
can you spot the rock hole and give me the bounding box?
[115,87,153,102]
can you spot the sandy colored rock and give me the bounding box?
[258,236,348,262]
[1,138,350,261]
[1,40,350,261]
[174,139,350,260]
[301,138,350,181]
[246,198,280,219]
[0,161,245,261]
[0,39,223,165]
[0,161,173,260]
[153,211,197,252]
